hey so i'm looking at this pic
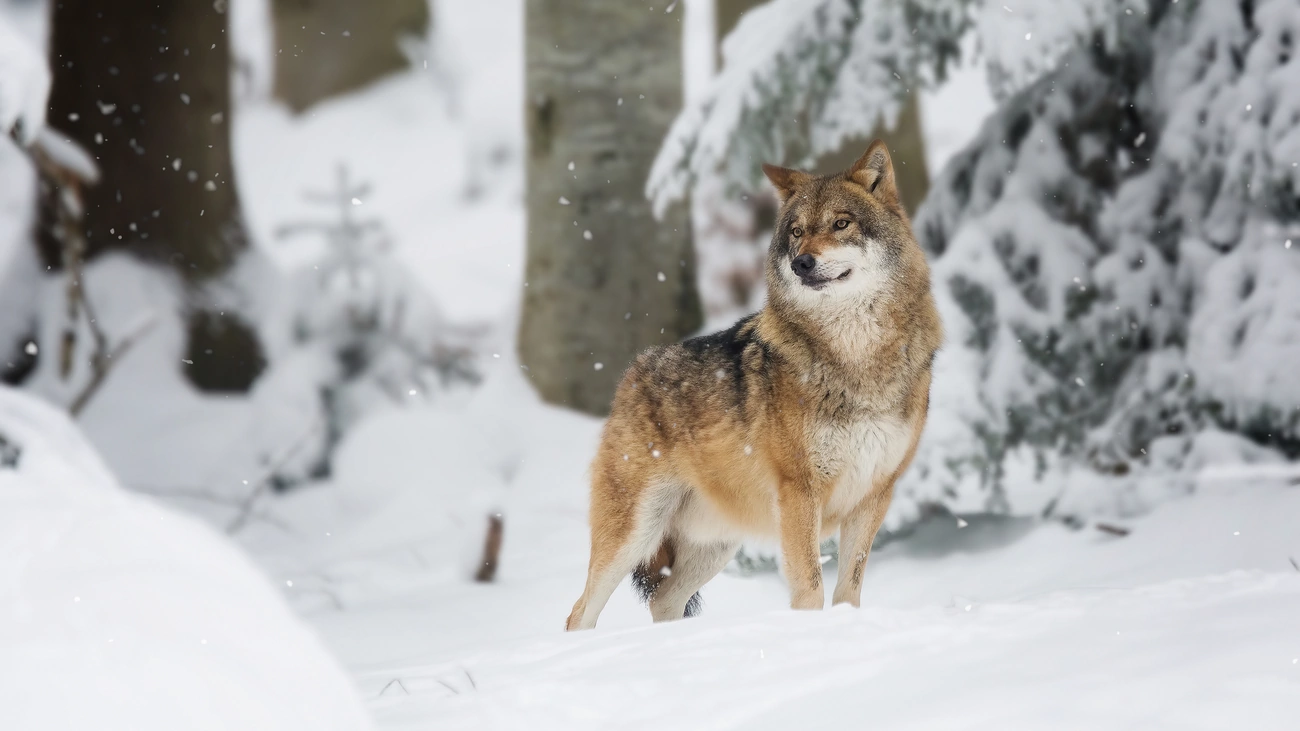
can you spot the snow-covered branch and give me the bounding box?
[647,0,971,214]
[0,13,50,144]
[647,0,1149,211]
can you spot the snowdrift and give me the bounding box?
[0,386,373,731]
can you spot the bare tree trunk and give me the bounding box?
[520,0,702,416]
[272,0,430,113]
[39,0,264,392]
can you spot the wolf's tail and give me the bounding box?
[631,538,703,618]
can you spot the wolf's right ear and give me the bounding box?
[848,139,901,211]
[762,164,810,204]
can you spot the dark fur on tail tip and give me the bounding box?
[631,564,704,618]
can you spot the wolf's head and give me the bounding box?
[761,140,929,315]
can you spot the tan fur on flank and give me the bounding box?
[566,141,943,630]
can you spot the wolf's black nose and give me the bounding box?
[791,254,816,277]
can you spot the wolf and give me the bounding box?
[565,140,942,630]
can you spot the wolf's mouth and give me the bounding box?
[802,269,852,290]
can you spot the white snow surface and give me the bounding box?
[0,386,373,731]
[370,575,1300,730]
[241,385,1300,729]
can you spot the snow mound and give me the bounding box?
[0,387,373,731]
[362,572,1300,730]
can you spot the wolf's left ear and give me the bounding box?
[848,139,900,210]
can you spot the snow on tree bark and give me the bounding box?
[520,0,702,416]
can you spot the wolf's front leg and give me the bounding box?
[777,487,824,610]
[831,479,894,607]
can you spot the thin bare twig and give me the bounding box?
[463,668,477,691]
[1095,522,1131,537]
[378,679,410,697]
[13,128,98,382]
[225,421,322,534]
[474,513,504,583]
[14,128,159,418]
[130,484,296,533]
[1290,557,1298,573]
[68,308,159,416]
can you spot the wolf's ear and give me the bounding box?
[762,163,811,204]
[848,139,900,210]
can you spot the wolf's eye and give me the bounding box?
[792,226,804,238]
[835,219,850,230]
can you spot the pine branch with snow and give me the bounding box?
[647,0,1150,213]
[648,0,971,214]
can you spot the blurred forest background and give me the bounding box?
[3,0,1300,728]
[4,0,1297,546]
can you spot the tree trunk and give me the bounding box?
[812,93,930,215]
[42,0,244,278]
[272,0,430,113]
[520,0,702,417]
[40,0,264,392]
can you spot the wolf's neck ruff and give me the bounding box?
[759,260,933,413]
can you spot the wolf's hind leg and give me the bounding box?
[565,478,680,631]
[648,540,739,622]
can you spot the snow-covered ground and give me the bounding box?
[242,385,1300,729]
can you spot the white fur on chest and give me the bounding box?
[815,415,911,520]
